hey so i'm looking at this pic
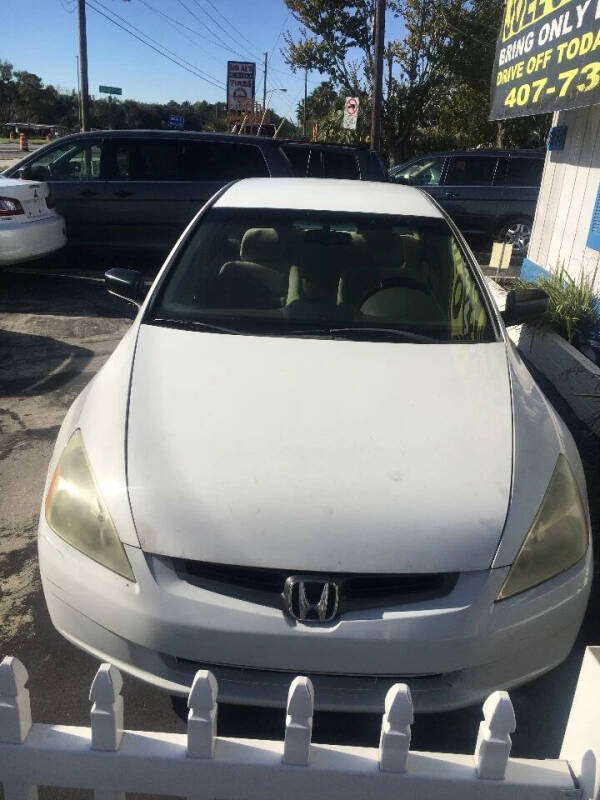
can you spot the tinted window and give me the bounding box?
[151,208,495,343]
[107,139,268,181]
[281,145,322,177]
[27,139,102,181]
[445,156,498,186]
[323,150,359,179]
[181,141,268,181]
[110,140,181,181]
[505,157,543,186]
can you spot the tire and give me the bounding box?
[496,217,532,257]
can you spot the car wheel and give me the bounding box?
[497,218,532,256]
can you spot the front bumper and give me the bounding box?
[38,519,592,712]
[0,214,66,264]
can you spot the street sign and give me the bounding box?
[99,85,122,96]
[168,114,185,130]
[343,97,359,130]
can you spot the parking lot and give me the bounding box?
[1,250,599,765]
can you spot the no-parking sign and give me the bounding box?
[343,97,359,130]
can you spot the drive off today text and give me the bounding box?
[497,0,599,81]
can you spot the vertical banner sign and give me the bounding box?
[490,0,600,120]
[343,97,360,129]
[227,61,256,113]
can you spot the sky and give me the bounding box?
[3,0,404,123]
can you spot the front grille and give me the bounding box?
[173,558,457,614]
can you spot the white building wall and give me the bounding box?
[527,104,600,282]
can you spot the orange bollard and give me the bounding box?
[19,133,29,152]
[9,130,15,141]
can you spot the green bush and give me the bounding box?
[519,265,599,344]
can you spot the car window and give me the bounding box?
[110,140,182,181]
[106,139,269,182]
[445,156,498,186]
[150,207,495,343]
[281,145,323,177]
[322,150,359,179]
[180,141,269,181]
[505,157,544,186]
[27,139,102,182]
[391,157,444,186]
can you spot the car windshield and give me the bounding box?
[150,207,495,343]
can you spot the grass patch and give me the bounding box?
[518,265,599,344]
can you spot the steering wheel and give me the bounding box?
[359,274,431,308]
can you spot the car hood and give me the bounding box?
[127,324,513,573]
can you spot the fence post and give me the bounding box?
[283,676,314,766]
[560,646,600,800]
[474,690,515,780]
[0,656,32,744]
[90,663,124,751]
[0,657,37,800]
[187,669,218,759]
[379,683,413,772]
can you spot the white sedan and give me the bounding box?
[38,178,592,712]
[0,175,66,263]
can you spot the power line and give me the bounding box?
[176,0,239,55]
[91,0,225,87]
[190,0,264,61]
[269,12,289,64]
[86,0,225,90]
[204,0,266,57]
[140,0,256,63]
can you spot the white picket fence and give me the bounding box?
[1,647,599,800]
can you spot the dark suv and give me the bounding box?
[5,130,386,253]
[389,149,544,255]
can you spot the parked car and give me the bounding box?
[0,175,66,264]
[39,178,591,713]
[389,149,545,255]
[3,131,386,254]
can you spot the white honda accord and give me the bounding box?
[38,178,592,712]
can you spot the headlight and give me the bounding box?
[44,430,135,581]
[497,454,588,600]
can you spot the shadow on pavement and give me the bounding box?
[0,328,93,398]
[0,270,136,319]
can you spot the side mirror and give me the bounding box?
[502,288,549,326]
[105,268,144,305]
[16,166,32,180]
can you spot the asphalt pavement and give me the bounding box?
[0,253,599,785]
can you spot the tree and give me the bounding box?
[283,0,550,161]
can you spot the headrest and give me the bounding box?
[240,228,285,264]
[303,229,352,247]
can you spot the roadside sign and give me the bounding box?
[343,97,359,130]
[490,0,600,119]
[168,114,185,130]
[99,85,122,96]
[227,61,256,112]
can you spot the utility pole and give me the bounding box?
[303,70,307,138]
[78,0,90,132]
[76,55,81,130]
[262,52,268,112]
[370,0,385,152]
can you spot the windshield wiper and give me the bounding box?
[152,318,243,335]
[329,327,440,343]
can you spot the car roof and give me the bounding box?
[215,178,444,217]
[44,129,370,152]
[393,148,544,167]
